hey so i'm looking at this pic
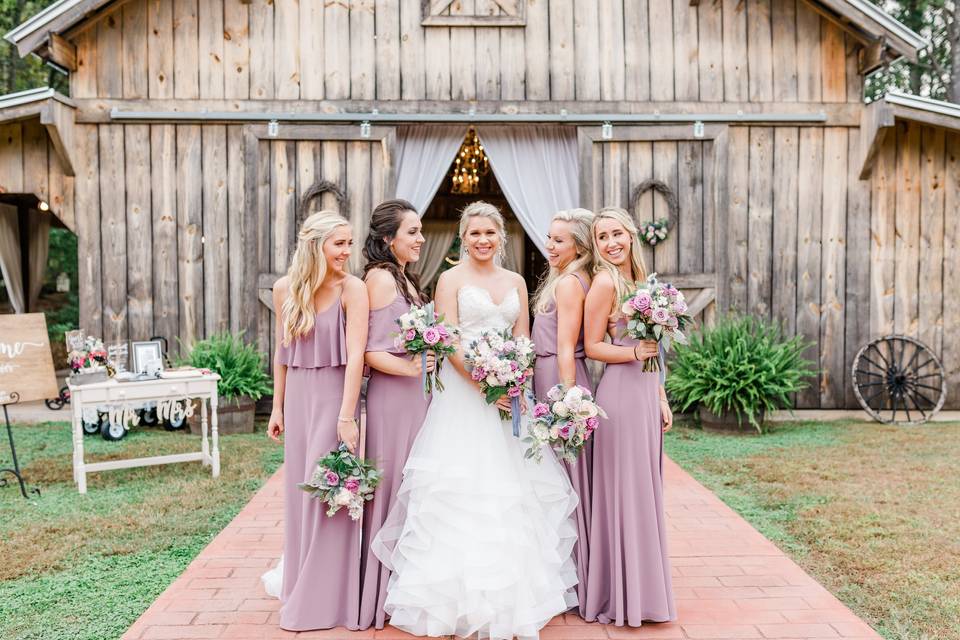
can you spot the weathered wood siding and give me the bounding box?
[69,0,863,104]
[0,119,76,230]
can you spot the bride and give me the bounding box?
[372,201,579,640]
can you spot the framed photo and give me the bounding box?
[131,340,164,375]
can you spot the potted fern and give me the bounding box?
[665,316,814,434]
[179,333,273,434]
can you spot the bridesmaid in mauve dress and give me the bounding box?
[267,211,370,632]
[530,208,596,614]
[582,207,676,627]
[358,199,434,630]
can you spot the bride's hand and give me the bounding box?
[494,396,512,414]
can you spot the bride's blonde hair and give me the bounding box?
[532,208,595,314]
[591,206,648,314]
[459,201,507,262]
[281,210,350,344]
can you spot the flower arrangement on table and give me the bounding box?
[463,329,535,437]
[298,444,383,520]
[394,302,459,395]
[68,336,114,376]
[525,384,607,464]
[620,274,694,372]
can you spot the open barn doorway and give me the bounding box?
[414,128,548,298]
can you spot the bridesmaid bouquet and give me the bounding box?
[525,384,607,464]
[298,444,383,520]
[463,329,535,437]
[620,274,694,372]
[394,301,458,395]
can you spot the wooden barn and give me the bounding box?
[1,0,958,410]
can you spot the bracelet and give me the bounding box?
[337,416,356,423]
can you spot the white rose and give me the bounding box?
[621,301,635,316]
[552,401,570,417]
[486,373,500,387]
[579,402,599,418]
[334,488,353,506]
[547,385,565,402]
[533,424,550,440]
[564,386,584,404]
[549,426,561,439]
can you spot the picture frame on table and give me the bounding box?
[131,340,165,376]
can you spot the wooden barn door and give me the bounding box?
[244,124,396,360]
[578,125,727,326]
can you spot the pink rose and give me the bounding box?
[423,327,440,345]
[324,470,340,486]
[533,402,550,418]
[344,477,360,494]
[652,308,671,325]
[672,300,687,314]
[558,424,572,439]
[517,372,528,384]
[502,340,516,351]
[630,292,652,312]
[405,329,417,341]
[471,367,485,381]
[586,416,599,430]
[437,325,450,338]
[510,361,519,371]
[665,285,679,296]
[507,386,522,398]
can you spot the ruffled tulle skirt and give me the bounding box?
[372,366,579,640]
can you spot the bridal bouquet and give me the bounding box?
[525,384,607,464]
[463,329,535,437]
[394,301,458,395]
[620,274,694,372]
[298,444,383,520]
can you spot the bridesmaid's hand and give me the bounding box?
[338,417,359,453]
[494,395,513,414]
[636,340,660,361]
[660,399,673,433]
[267,409,284,442]
[408,352,437,377]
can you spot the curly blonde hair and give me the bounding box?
[532,208,595,314]
[281,210,350,344]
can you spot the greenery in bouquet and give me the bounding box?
[620,274,694,373]
[178,333,273,404]
[394,302,459,394]
[665,315,814,433]
[525,384,607,464]
[298,444,383,520]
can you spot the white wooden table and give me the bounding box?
[68,374,221,493]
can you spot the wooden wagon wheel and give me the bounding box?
[852,335,946,425]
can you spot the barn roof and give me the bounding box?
[4,0,929,66]
[858,90,960,179]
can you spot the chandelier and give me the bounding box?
[451,127,490,194]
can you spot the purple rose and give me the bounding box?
[673,300,688,314]
[507,386,522,398]
[665,285,679,296]
[324,470,340,486]
[344,477,360,494]
[502,340,516,352]
[533,402,550,418]
[423,327,441,346]
[471,367,485,381]
[405,329,417,341]
[510,361,519,371]
[652,307,671,325]
[517,372,528,384]
[630,292,652,312]
[437,325,450,339]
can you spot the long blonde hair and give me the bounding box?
[533,208,595,314]
[459,201,507,262]
[591,206,649,313]
[281,210,350,344]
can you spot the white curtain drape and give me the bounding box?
[502,221,525,275]
[411,221,458,286]
[28,210,51,311]
[476,126,580,256]
[395,125,468,215]
[0,204,25,313]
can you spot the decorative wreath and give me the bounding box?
[298,180,349,226]
[630,179,678,246]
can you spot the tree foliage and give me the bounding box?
[0,1,62,94]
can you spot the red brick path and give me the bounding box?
[123,459,881,640]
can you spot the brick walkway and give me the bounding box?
[123,459,880,640]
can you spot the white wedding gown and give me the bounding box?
[372,285,579,640]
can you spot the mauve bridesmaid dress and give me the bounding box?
[583,321,676,626]
[358,291,431,630]
[277,295,361,631]
[531,272,593,615]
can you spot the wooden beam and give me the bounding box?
[858,100,895,180]
[74,98,865,126]
[47,33,77,71]
[802,0,920,63]
[40,100,77,176]
[0,102,44,124]
[858,37,886,74]
[686,287,717,317]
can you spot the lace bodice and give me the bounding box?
[457,285,521,342]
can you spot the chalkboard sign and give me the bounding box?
[0,313,58,404]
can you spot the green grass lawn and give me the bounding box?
[0,421,281,640]
[665,419,960,640]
